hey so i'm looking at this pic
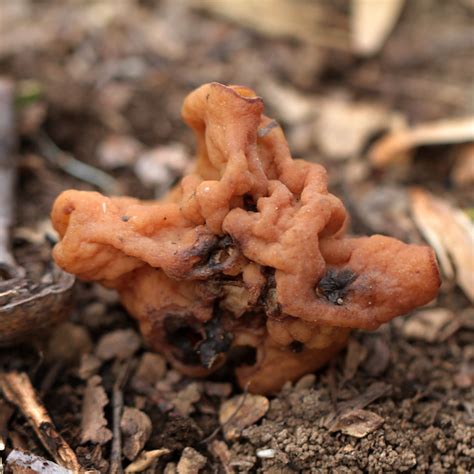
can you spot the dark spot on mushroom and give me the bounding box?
[226,345,257,367]
[289,341,304,353]
[187,235,242,279]
[164,314,203,365]
[121,215,130,222]
[316,268,357,305]
[197,317,233,368]
[243,193,257,212]
[260,268,282,318]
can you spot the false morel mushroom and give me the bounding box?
[51,83,441,394]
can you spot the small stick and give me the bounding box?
[0,371,81,472]
[109,361,132,474]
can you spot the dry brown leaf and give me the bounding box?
[124,449,171,473]
[177,447,207,474]
[194,0,348,50]
[403,308,457,343]
[369,117,474,167]
[314,97,400,160]
[410,188,474,301]
[351,0,405,56]
[219,394,269,440]
[80,375,112,445]
[95,329,142,361]
[329,408,384,437]
[120,407,152,461]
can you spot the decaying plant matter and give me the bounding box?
[51,83,440,394]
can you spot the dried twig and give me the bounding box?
[0,371,81,472]
[109,360,133,474]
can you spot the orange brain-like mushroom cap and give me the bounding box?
[51,83,440,393]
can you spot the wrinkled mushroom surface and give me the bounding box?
[51,83,440,394]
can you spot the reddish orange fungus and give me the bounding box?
[51,83,440,393]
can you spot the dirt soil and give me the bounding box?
[0,1,473,473]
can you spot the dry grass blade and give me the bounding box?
[410,188,474,301]
[0,371,81,472]
[369,117,474,168]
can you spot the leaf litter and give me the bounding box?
[0,0,473,472]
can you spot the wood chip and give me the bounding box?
[219,394,269,440]
[351,0,405,56]
[369,117,474,167]
[121,407,152,461]
[124,449,170,473]
[95,329,142,361]
[80,375,112,445]
[177,447,207,474]
[329,408,384,437]
[410,187,474,301]
[403,308,457,343]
